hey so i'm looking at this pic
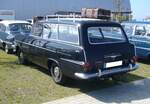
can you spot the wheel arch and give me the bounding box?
[47,58,60,69]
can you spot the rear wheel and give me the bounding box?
[50,63,67,85]
[18,51,28,65]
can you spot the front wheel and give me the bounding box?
[50,63,67,85]
[4,44,12,54]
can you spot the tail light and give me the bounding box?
[82,62,93,70]
[131,56,138,63]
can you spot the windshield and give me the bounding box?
[9,23,32,34]
[88,26,126,44]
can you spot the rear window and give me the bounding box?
[88,26,126,44]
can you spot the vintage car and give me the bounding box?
[15,18,138,84]
[0,20,32,53]
[122,21,150,59]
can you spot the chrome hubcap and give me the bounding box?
[5,45,8,53]
[19,52,23,60]
[54,67,60,79]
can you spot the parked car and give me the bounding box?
[15,18,138,84]
[122,21,150,59]
[0,20,32,53]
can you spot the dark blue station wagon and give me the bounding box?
[15,18,138,84]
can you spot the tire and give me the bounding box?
[18,51,28,65]
[4,44,12,54]
[50,63,67,85]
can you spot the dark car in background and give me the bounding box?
[122,21,150,59]
[15,18,138,84]
[0,20,32,53]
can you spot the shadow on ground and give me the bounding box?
[33,61,150,104]
[84,78,150,103]
[138,58,150,65]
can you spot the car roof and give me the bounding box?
[122,21,150,25]
[40,18,120,26]
[0,20,30,26]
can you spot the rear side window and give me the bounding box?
[42,23,58,40]
[88,26,126,44]
[58,24,79,44]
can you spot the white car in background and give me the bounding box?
[0,20,32,53]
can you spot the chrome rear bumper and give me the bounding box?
[75,64,139,79]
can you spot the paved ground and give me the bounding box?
[44,78,150,104]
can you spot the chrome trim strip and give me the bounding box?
[136,46,150,51]
[134,44,137,56]
[83,48,87,62]
[57,51,71,57]
[15,40,56,53]
[132,39,150,44]
[60,58,84,65]
[75,64,139,79]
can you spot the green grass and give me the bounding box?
[0,50,150,104]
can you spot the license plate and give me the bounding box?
[105,61,123,68]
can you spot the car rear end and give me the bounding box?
[75,21,138,79]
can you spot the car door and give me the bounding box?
[31,39,48,66]
[131,25,148,57]
[24,23,43,63]
[29,23,52,68]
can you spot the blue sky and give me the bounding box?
[131,0,150,20]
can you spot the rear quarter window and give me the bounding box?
[58,24,79,45]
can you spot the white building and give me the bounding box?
[0,0,131,20]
